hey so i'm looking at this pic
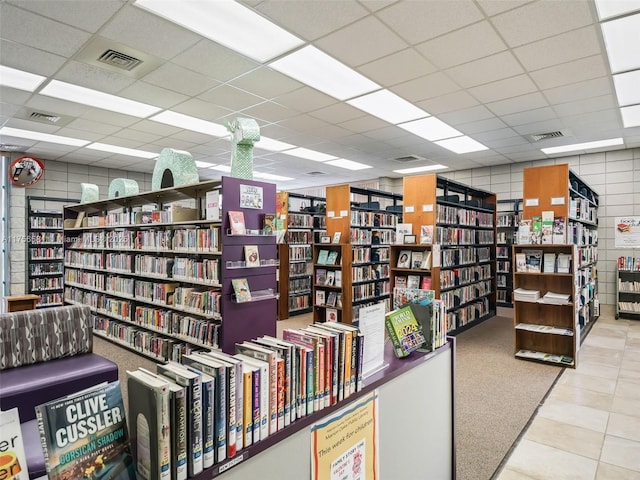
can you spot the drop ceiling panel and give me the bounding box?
[486,92,549,117]
[529,55,609,90]
[64,118,122,136]
[439,105,496,125]
[81,110,142,129]
[362,126,409,142]
[25,95,90,118]
[170,98,233,122]
[543,77,613,105]
[416,90,480,116]
[278,115,333,133]
[358,48,437,87]
[238,101,294,124]
[0,38,66,77]
[512,119,566,136]
[310,102,367,124]
[553,94,617,117]
[473,127,522,142]
[476,0,534,17]
[118,82,189,109]
[142,62,220,97]
[445,51,524,89]
[457,117,509,134]
[468,74,539,104]
[112,127,162,145]
[55,60,136,93]
[415,21,508,69]
[338,115,392,134]
[229,67,303,100]
[198,84,265,111]
[500,107,558,127]
[171,40,259,82]
[273,87,337,113]
[491,0,594,48]
[392,72,462,103]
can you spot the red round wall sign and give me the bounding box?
[8,156,45,187]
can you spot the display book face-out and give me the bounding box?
[385,305,427,358]
[232,278,252,302]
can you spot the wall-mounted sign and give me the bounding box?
[615,216,640,248]
[8,156,45,187]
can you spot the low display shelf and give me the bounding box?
[616,256,640,319]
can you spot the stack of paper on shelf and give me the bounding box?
[540,291,571,305]
[513,288,540,302]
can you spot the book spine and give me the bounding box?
[289,346,297,424]
[317,343,325,411]
[227,365,237,458]
[267,354,277,435]
[201,376,215,468]
[323,338,331,408]
[251,368,261,443]
[276,359,285,430]
[157,385,172,480]
[34,406,51,475]
[234,363,244,452]
[188,377,204,475]
[298,347,307,418]
[343,332,353,398]
[172,388,188,480]
[337,333,346,402]
[305,349,314,415]
[356,333,365,392]
[349,333,358,394]
[283,349,291,427]
[243,370,253,448]
[258,364,269,441]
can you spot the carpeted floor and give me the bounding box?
[454,310,562,480]
[94,308,563,480]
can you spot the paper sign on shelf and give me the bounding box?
[328,211,335,218]
[422,204,434,212]
[550,197,565,205]
[404,206,415,213]
[525,198,539,207]
[340,210,348,217]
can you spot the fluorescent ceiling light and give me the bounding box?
[283,147,337,162]
[600,13,640,73]
[613,70,640,105]
[86,143,158,158]
[0,126,89,147]
[39,80,161,117]
[134,0,303,62]
[347,89,428,124]
[621,104,640,128]
[255,136,296,152]
[195,161,217,168]
[595,0,640,20]
[212,165,232,173]
[150,111,229,137]
[0,65,46,92]
[435,136,488,154]
[541,137,624,154]
[270,46,380,101]
[325,159,372,171]
[254,171,294,181]
[393,164,448,174]
[398,117,462,142]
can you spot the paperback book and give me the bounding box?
[397,250,411,268]
[244,245,260,267]
[420,225,433,244]
[0,408,29,480]
[262,213,276,235]
[385,305,426,358]
[232,278,252,302]
[228,211,246,235]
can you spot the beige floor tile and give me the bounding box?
[559,372,617,395]
[496,467,540,480]
[611,396,640,419]
[583,334,627,350]
[624,349,640,363]
[573,362,620,380]
[547,384,614,411]
[538,399,609,433]
[621,357,640,372]
[523,417,604,459]
[579,350,624,368]
[620,368,640,385]
[590,324,629,338]
[600,435,640,472]
[595,462,640,480]
[615,380,640,401]
[607,413,640,442]
[506,439,598,480]
[627,337,640,349]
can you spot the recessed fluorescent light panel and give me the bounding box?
[620,104,640,128]
[39,80,162,117]
[613,70,640,106]
[283,147,337,162]
[600,13,640,73]
[0,126,89,147]
[86,143,158,158]
[325,159,372,171]
[254,172,294,181]
[150,111,229,137]
[0,65,46,92]
[595,0,640,20]
[134,0,303,62]
[435,136,488,154]
[398,117,462,142]
[540,137,624,154]
[347,89,428,124]
[212,165,232,173]
[393,164,448,174]
[270,46,380,101]
[255,136,296,152]
[195,161,217,168]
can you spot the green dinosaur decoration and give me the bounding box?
[227,118,260,180]
[151,148,200,191]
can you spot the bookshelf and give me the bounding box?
[276,192,325,319]
[496,198,521,308]
[26,196,77,308]
[62,177,278,361]
[616,256,640,319]
[319,185,402,324]
[514,164,600,368]
[399,174,497,335]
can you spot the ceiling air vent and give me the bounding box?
[394,154,424,163]
[529,131,565,142]
[30,112,61,123]
[306,171,327,176]
[97,49,143,71]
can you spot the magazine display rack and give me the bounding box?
[496,198,521,307]
[616,256,640,319]
[514,164,600,368]
[62,177,278,360]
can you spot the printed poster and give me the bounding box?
[311,391,379,480]
[615,216,640,248]
[240,184,263,209]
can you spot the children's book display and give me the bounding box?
[232,278,252,302]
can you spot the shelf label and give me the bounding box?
[339,210,348,217]
[422,204,434,212]
[404,206,415,213]
[525,198,539,207]
[550,197,565,205]
[327,211,335,218]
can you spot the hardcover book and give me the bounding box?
[515,253,527,272]
[244,245,260,267]
[326,291,337,307]
[541,211,554,244]
[518,219,531,244]
[524,250,543,273]
[407,275,420,289]
[228,211,246,235]
[553,217,566,244]
[326,308,338,323]
[317,250,329,265]
[410,251,423,269]
[206,190,220,221]
[420,225,433,244]
[262,213,276,235]
[395,275,407,288]
[35,381,137,480]
[397,250,411,268]
[326,251,339,265]
[385,305,426,358]
[232,278,252,302]
[0,408,29,480]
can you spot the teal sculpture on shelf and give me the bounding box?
[227,117,259,180]
[108,178,139,198]
[151,148,199,191]
[80,183,99,203]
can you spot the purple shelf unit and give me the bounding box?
[220,176,278,353]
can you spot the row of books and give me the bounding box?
[517,213,566,245]
[352,246,390,264]
[30,277,63,291]
[30,261,63,275]
[30,216,63,229]
[448,297,490,329]
[349,228,396,245]
[352,280,390,301]
[126,324,365,478]
[618,301,640,312]
[440,264,491,290]
[352,264,388,283]
[315,268,343,287]
[436,204,494,227]
[618,256,640,271]
[440,280,492,310]
[513,289,572,305]
[394,275,431,291]
[350,211,398,227]
[619,279,640,292]
[29,247,63,259]
[396,249,431,270]
[515,251,571,274]
[70,227,220,252]
[316,249,339,265]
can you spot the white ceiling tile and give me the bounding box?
[445,51,524,89]
[53,126,102,142]
[473,127,521,142]
[469,74,538,103]
[55,60,136,94]
[439,105,496,125]
[273,87,338,113]
[487,92,549,117]
[415,21,507,69]
[362,126,408,142]
[0,39,66,77]
[562,109,622,129]
[171,39,259,82]
[142,62,220,97]
[1,87,33,107]
[491,0,595,48]
[81,109,141,128]
[0,4,91,57]
[338,115,392,134]
[513,26,602,72]
[100,5,201,61]
[529,55,609,91]
[129,119,182,137]
[170,97,233,122]
[278,115,333,133]
[255,0,369,41]
[457,117,508,134]
[64,118,121,136]
[309,103,367,124]
[543,77,613,105]
[118,81,189,109]
[238,101,294,124]
[377,0,484,45]
[476,0,534,17]
[416,90,480,116]
[198,84,265,111]
[553,94,618,117]
[500,107,558,127]
[512,119,566,136]
[392,72,461,103]
[25,94,91,117]
[315,16,407,67]
[112,127,161,145]
[358,48,437,87]
[229,67,302,100]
